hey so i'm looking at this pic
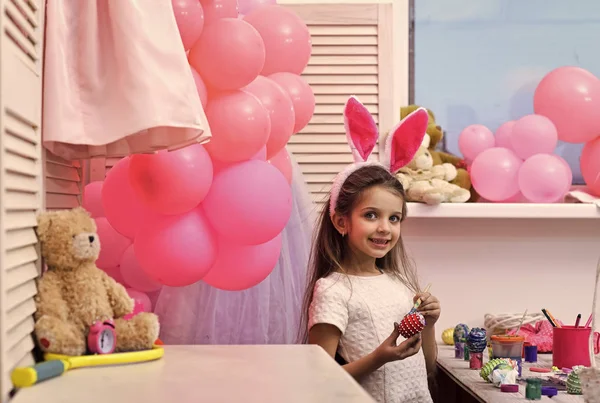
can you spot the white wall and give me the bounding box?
[283,0,600,340]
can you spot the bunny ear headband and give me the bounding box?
[329,96,429,217]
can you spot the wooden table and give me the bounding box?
[436,345,585,402]
[11,345,376,403]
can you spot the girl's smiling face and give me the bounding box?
[345,185,404,261]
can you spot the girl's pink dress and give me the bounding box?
[43,0,210,160]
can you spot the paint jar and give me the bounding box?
[491,335,525,376]
[469,352,483,369]
[525,378,542,400]
[464,345,470,361]
[454,341,465,359]
[524,344,538,363]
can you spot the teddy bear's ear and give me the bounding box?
[344,96,379,163]
[400,105,420,120]
[36,212,53,241]
[381,107,429,174]
[72,206,91,218]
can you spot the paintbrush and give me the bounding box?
[516,309,528,335]
[409,283,432,314]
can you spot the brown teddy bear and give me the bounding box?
[33,207,159,356]
[400,105,478,201]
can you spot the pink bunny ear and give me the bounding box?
[383,107,429,173]
[344,96,378,162]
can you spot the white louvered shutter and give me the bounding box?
[45,151,82,211]
[283,3,395,206]
[0,0,45,399]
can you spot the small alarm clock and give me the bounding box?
[88,320,116,354]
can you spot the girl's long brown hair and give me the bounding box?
[298,164,421,343]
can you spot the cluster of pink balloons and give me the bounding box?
[82,182,160,317]
[82,0,314,292]
[459,115,572,203]
[533,66,600,196]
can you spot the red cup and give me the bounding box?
[552,326,592,368]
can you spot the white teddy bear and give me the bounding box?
[396,134,470,205]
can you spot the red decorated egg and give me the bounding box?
[398,312,426,339]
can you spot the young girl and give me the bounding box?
[300,97,441,403]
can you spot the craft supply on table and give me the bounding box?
[541,308,561,328]
[500,384,519,393]
[480,358,510,382]
[490,335,525,376]
[491,364,518,388]
[441,327,454,345]
[453,323,469,359]
[552,325,592,369]
[464,345,470,361]
[467,327,487,370]
[575,313,582,328]
[541,386,558,397]
[525,377,542,400]
[484,312,545,336]
[398,311,426,339]
[566,366,583,395]
[524,343,538,363]
[409,283,431,314]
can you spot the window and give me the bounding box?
[412,0,600,184]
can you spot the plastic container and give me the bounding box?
[553,325,592,369]
[491,335,525,376]
[491,335,525,359]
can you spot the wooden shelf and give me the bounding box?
[406,202,600,219]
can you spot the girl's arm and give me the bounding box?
[421,325,438,376]
[309,323,423,381]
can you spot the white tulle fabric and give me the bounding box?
[153,155,316,344]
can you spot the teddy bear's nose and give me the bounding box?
[88,235,95,243]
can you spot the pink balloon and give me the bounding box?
[518,154,571,203]
[212,145,266,174]
[244,5,311,76]
[581,137,600,196]
[509,114,558,160]
[203,160,292,245]
[204,91,271,162]
[238,0,276,15]
[267,148,292,184]
[129,144,213,215]
[199,0,238,24]
[534,66,600,144]
[83,181,105,218]
[172,0,204,50]
[120,245,162,293]
[189,18,265,90]
[268,72,315,133]
[134,208,217,287]
[102,266,128,286]
[470,147,522,202]
[126,289,152,315]
[458,124,496,161]
[203,234,282,290]
[101,157,153,239]
[244,75,295,158]
[95,217,131,269]
[555,155,573,194]
[191,67,208,108]
[495,121,515,150]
